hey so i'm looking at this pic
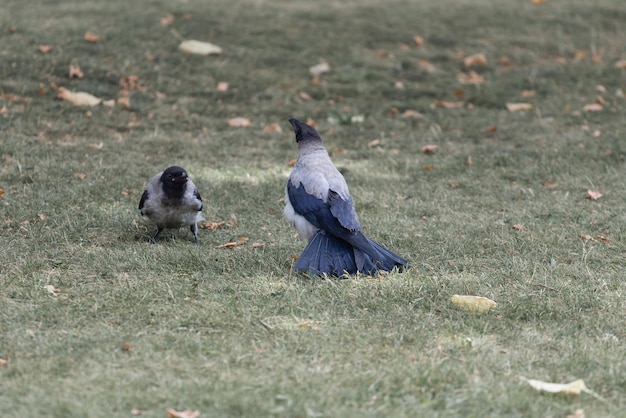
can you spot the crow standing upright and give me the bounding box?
[138,166,203,243]
[284,118,408,276]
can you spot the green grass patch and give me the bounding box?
[1,0,625,416]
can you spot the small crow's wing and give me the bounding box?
[138,190,149,212]
[193,188,203,211]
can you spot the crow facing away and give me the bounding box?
[284,118,408,276]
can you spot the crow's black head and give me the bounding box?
[288,118,322,144]
[160,166,188,196]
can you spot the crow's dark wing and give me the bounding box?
[138,190,149,212]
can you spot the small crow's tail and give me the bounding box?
[294,231,408,276]
[295,231,357,276]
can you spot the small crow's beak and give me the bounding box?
[171,173,188,183]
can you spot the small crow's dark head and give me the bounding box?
[288,118,322,144]
[161,166,188,189]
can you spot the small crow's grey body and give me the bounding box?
[284,118,408,276]
[139,166,203,243]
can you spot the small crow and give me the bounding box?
[284,118,408,276]
[138,166,203,243]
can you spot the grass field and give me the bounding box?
[1,0,625,416]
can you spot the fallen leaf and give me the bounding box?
[595,85,606,93]
[401,109,423,119]
[582,103,602,112]
[595,235,610,243]
[423,165,435,171]
[216,81,229,91]
[309,61,330,76]
[298,91,312,101]
[543,180,559,188]
[454,89,464,98]
[260,316,321,331]
[121,342,133,352]
[413,35,424,47]
[57,87,102,106]
[0,189,4,200]
[499,56,514,68]
[520,377,587,395]
[0,106,7,115]
[417,60,437,73]
[38,45,52,54]
[251,242,264,248]
[574,50,586,61]
[464,53,488,67]
[263,123,282,133]
[467,156,473,167]
[215,237,248,248]
[120,75,146,92]
[394,81,405,90]
[84,31,102,43]
[131,408,144,416]
[228,117,251,127]
[117,96,131,108]
[448,181,460,188]
[179,40,222,55]
[506,103,533,111]
[532,0,545,4]
[74,172,87,180]
[286,159,297,167]
[451,295,497,313]
[166,409,200,418]
[580,234,594,241]
[199,221,226,230]
[422,144,439,154]
[69,64,84,79]
[0,358,7,367]
[457,71,484,84]
[586,190,602,200]
[102,99,115,107]
[521,90,535,97]
[432,100,463,108]
[512,223,527,232]
[45,285,58,296]
[615,60,626,69]
[487,125,497,133]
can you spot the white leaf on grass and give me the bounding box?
[260,316,321,331]
[309,61,330,76]
[57,87,102,106]
[179,40,222,55]
[451,295,497,313]
[520,377,606,401]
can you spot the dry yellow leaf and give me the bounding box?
[166,409,200,418]
[615,60,626,69]
[520,377,586,395]
[506,103,533,111]
[228,117,251,127]
[451,295,497,313]
[216,81,229,91]
[464,53,488,67]
[457,71,484,85]
[586,189,602,200]
[401,109,424,119]
[422,144,439,154]
[309,61,330,76]
[582,103,602,112]
[57,87,102,106]
[179,40,222,55]
[84,31,102,43]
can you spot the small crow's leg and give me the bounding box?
[190,223,199,244]
[151,227,163,244]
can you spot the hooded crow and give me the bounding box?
[138,166,203,243]
[284,118,408,276]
